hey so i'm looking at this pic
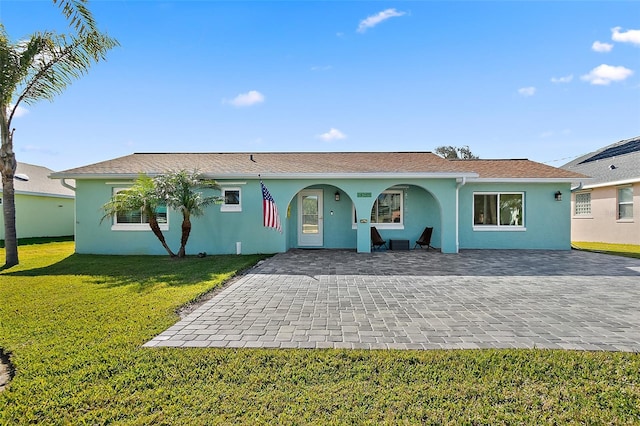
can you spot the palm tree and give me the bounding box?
[102,175,176,257]
[155,171,221,258]
[0,3,118,267]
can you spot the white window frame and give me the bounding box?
[617,186,633,221]
[574,191,592,217]
[473,192,526,231]
[111,187,169,231]
[220,187,242,212]
[353,190,404,230]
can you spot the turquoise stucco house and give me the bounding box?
[50,152,585,255]
[1,162,75,240]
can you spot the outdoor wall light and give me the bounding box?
[335,191,340,201]
[555,191,562,201]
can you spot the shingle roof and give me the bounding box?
[51,152,585,181]
[448,159,585,179]
[5,163,75,197]
[561,136,640,187]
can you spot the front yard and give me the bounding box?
[0,242,639,424]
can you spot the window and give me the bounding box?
[112,188,168,231]
[618,187,633,220]
[473,192,524,229]
[575,192,591,216]
[221,187,241,212]
[354,190,404,228]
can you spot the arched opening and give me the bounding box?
[367,184,443,250]
[285,184,356,250]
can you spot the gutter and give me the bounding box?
[570,182,583,192]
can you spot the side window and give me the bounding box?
[111,188,168,231]
[221,187,241,212]
[473,192,524,229]
[618,187,633,220]
[574,192,591,216]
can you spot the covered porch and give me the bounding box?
[273,177,467,253]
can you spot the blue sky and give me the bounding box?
[2,1,639,171]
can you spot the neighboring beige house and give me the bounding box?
[562,136,639,245]
[0,162,75,240]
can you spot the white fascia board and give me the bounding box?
[11,191,74,199]
[469,178,588,184]
[583,177,640,189]
[52,172,480,180]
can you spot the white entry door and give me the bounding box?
[298,190,323,247]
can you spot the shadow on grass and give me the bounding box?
[4,253,267,290]
[0,235,74,248]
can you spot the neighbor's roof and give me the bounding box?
[561,136,640,188]
[51,152,585,181]
[2,163,75,198]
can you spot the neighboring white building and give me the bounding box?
[562,136,639,245]
[0,162,75,240]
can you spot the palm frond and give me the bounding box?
[154,170,222,218]
[14,30,118,111]
[53,0,98,36]
[101,175,160,222]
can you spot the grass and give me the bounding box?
[572,241,640,259]
[0,242,639,424]
[0,235,74,248]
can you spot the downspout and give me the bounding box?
[61,179,77,246]
[455,176,466,253]
[570,182,583,192]
[61,178,76,192]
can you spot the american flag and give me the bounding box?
[260,180,282,233]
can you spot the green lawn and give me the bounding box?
[572,241,640,259]
[1,242,639,424]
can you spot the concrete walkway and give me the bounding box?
[145,249,640,351]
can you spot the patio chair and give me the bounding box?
[371,226,388,251]
[414,226,435,250]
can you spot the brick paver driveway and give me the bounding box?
[145,249,640,351]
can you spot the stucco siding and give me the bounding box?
[0,193,74,239]
[458,182,572,250]
[571,183,639,245]
[74,177,572,255]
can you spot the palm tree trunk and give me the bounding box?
[0,106,18,267]
[178,213,191,258]
[148,215,175,257]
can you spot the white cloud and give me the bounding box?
[518,87,536,97]
[581,64,634,85]
[592,41,613,52]
[311,65,333,72]
[317,128,346,141]
[551,74,573,84]
[611,27,640,45]
[7,104,28,118]
[226,90,265,107]
[357,8,406,33]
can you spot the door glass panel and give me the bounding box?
[302,195,319,234]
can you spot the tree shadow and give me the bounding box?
[3,253,266,290]
[0,235,74,248]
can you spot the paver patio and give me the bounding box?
[145,249,640,351]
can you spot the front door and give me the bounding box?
[298,190,323,247]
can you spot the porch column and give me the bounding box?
[437,188,458,254]
[356,221,371,253]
